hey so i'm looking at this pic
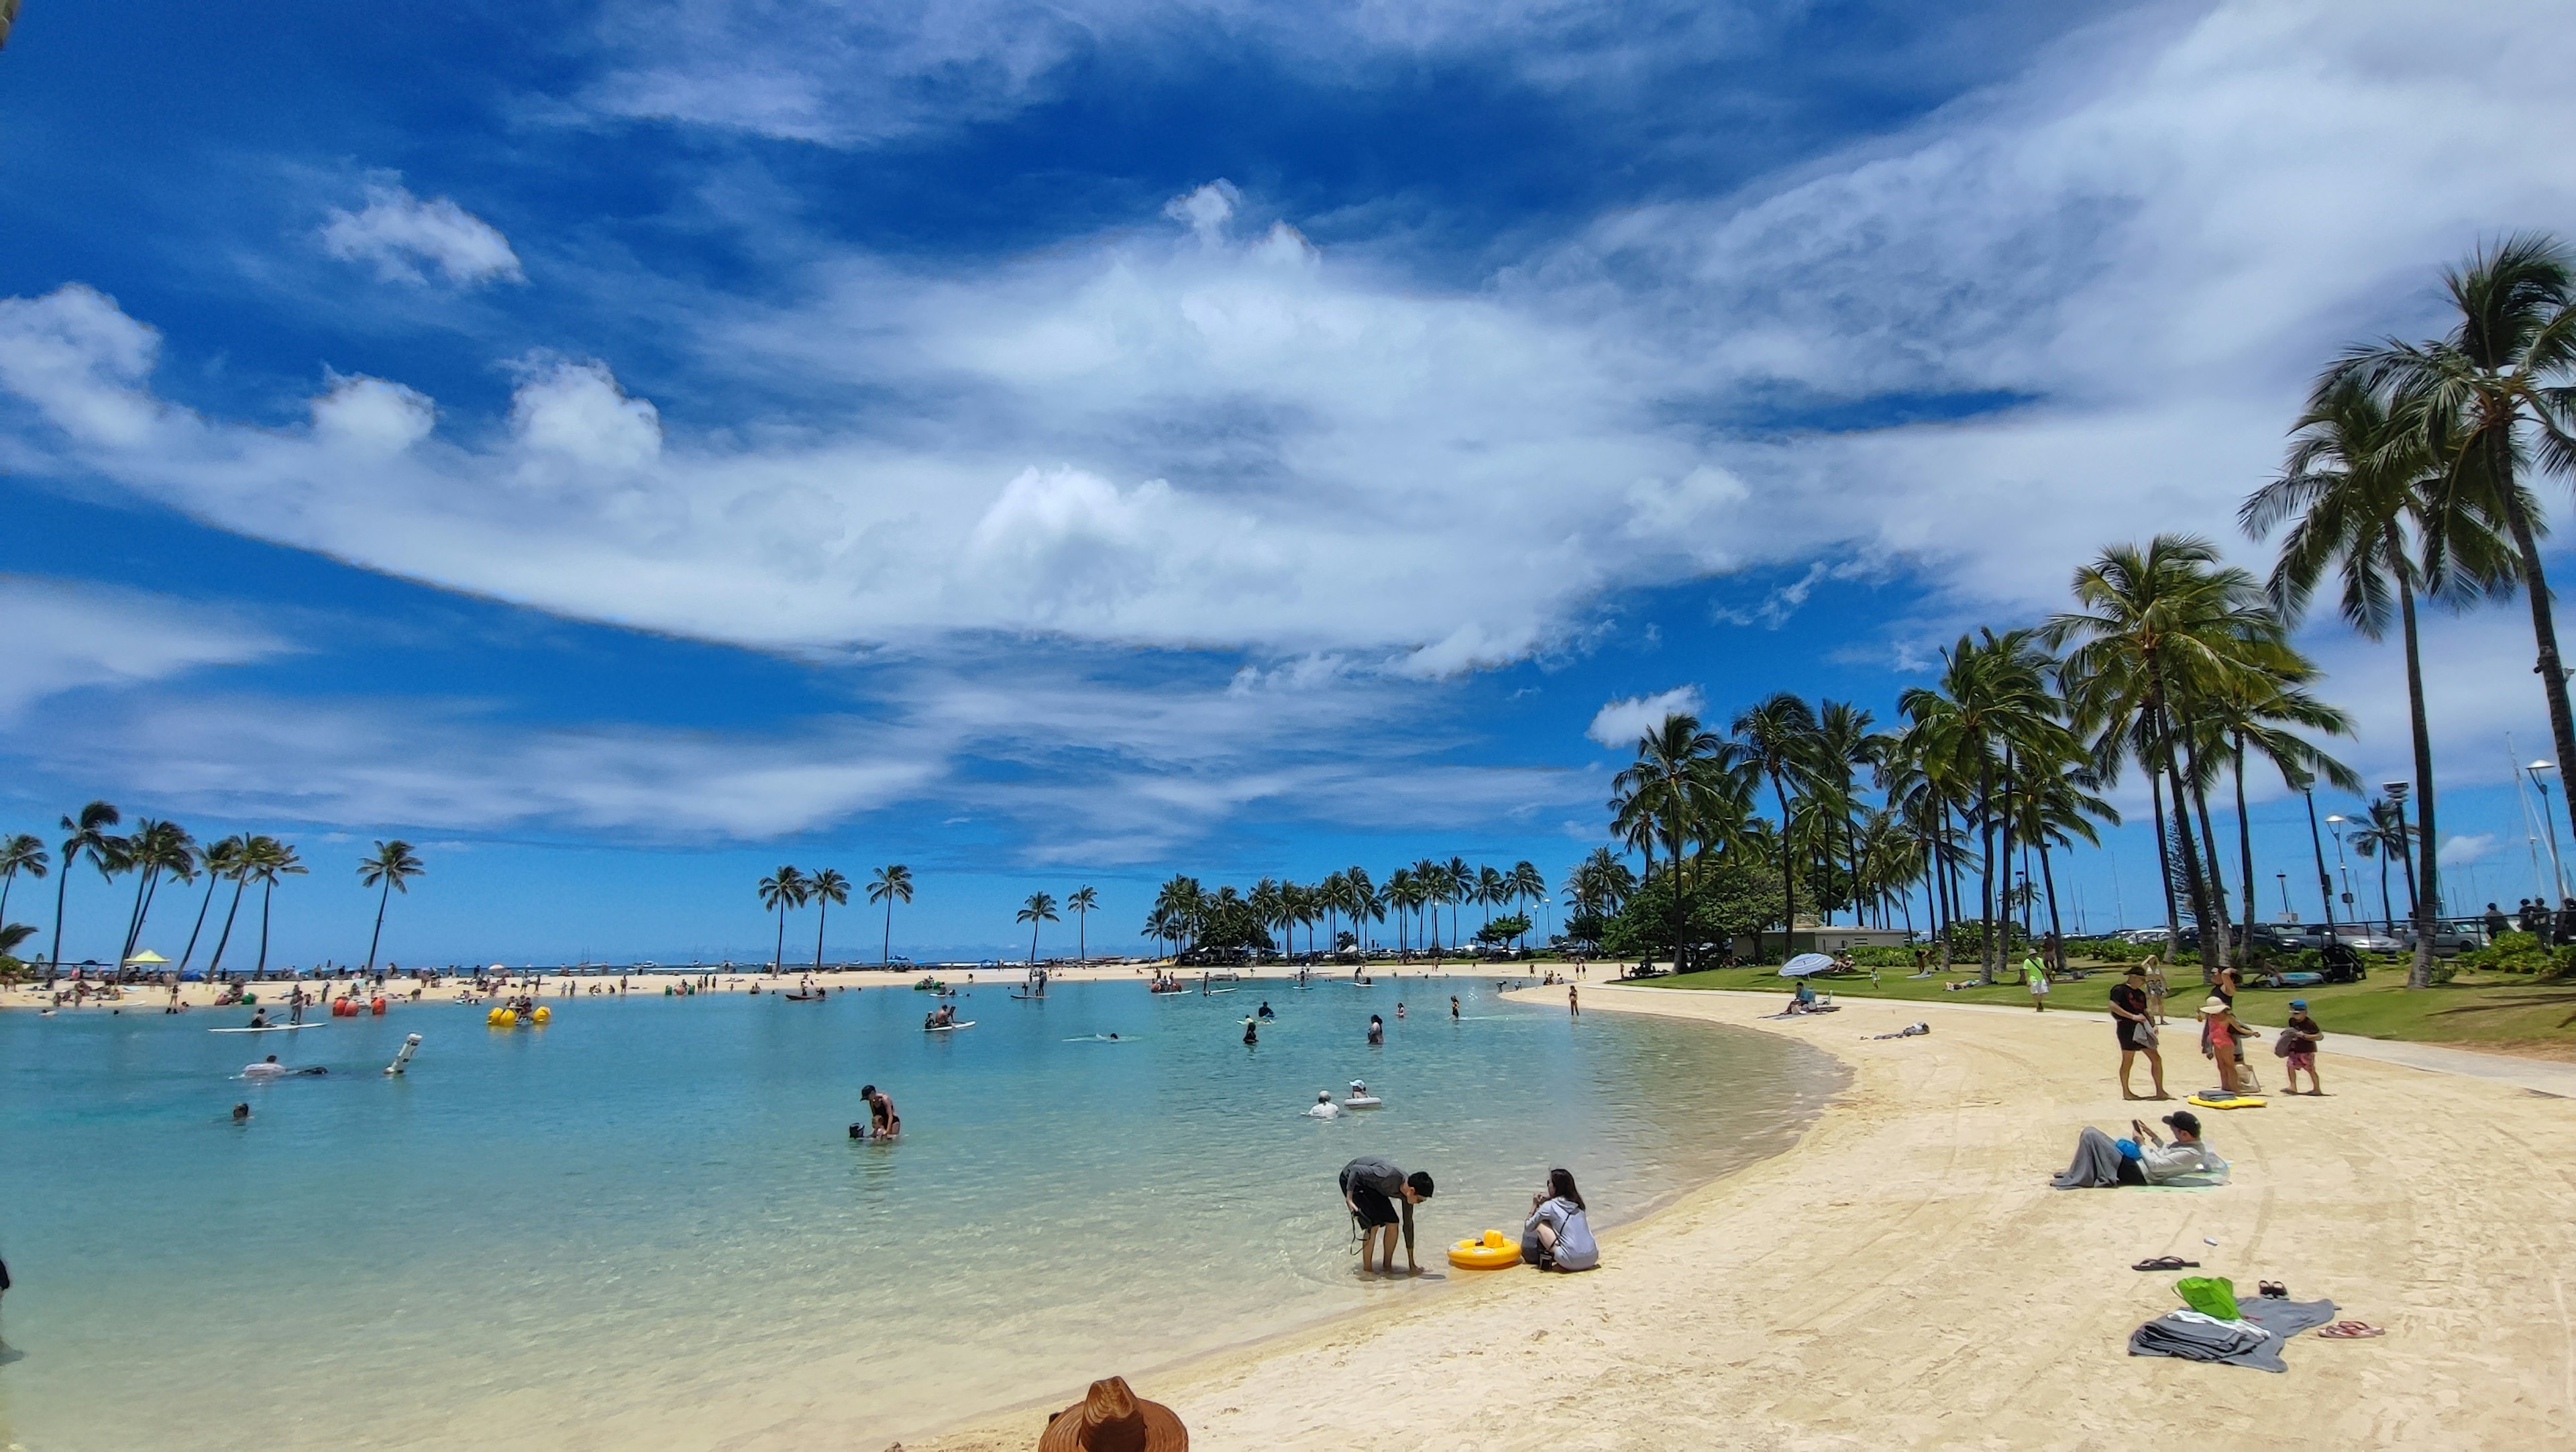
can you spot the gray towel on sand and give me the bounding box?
[2051,1125,2127,1189]
[2129,1298,2337,1372]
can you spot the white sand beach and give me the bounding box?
[906,983,2576,1451]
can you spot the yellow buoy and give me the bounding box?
[1447,1229,1520,1270]
[531,1006,551,1025]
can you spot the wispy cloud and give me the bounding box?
[1586,685,1703,749]
[0,575,290,720]
[320,182,524,287]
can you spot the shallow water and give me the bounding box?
[0,977,1841,1449]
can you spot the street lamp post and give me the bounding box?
[2276,872,2290,922]
[2324,813,2356,935]
[2527,760,2567,906]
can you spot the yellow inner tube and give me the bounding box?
[2187,1093,2265,1110]
[1447,1229,1519,1270]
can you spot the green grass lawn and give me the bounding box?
[1630,960,2576,1059]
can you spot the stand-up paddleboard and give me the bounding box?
[211,1023,324,1033]
[924,1020,977,1032]
[1203,987,1238,995]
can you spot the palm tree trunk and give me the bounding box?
[2149,766,2180,943]
[2232,734,2258,947]
[773,909,786,974]
[2155,695,2226,976]
[1978,762,1999,984]
[2396,556,2441,988]
[1771,774,1799,942]
[2377,855,2394,934]
[815,898,829,972]
[2186,745,2235,969]
[209,878,246,975]
[882,900,894,966]
[2491,435,2576,845]
[2039,835,2065,974]
[256,878,274,974]
[49,858,72,974]
[122,867,154,966]
[366,878,392,973]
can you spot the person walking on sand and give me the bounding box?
[1338,1155,1434,1275]
[2110,966,2167,1100]
[2281,998,2327,1095]
[2023,949,2049,1012]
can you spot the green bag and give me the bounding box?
[2175,1276,2240,1320]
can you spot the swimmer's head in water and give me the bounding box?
[231,1103,250,1121]
[264,1054,278,1062]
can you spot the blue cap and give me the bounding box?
[2288,998,2307,1008]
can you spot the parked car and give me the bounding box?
[2396,921,2486,957]
[2116,927,2171,946]
[2279,924,2402,954]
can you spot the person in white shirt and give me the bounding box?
[1521,1168,1600,1272]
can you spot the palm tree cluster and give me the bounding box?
[0,802,418,982]
[1141,861,1548,962]
[2242,233,2576,988]
[757,865,855,972]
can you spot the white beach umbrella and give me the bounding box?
[1778,953,1835,977]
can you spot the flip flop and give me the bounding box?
[2259,1280,2288,1298]
[2317,1321,2385,1339]
[2132,1255,2200,1272]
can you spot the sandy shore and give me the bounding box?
[0,960,1550,1011]
[906,984,2576,1451]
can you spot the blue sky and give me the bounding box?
[5,1,2576,965]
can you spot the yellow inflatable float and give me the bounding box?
[1447,1229,1519,1270]
[486,1006,553,1027]
[2187,1092,2264,1110]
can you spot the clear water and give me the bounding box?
[0,978,1841,1450]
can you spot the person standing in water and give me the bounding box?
[1338,1155,1434,1275]
[1243,1017,1259,1045]
[1449,996,1460,1021]
[1568,983,1580,1019]
[1366,1014,1384,1045]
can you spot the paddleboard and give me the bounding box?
[210,1024,323,1033]
[924,1020,978,1032]
[1063,1033,1130,1042]
[1203,987,1238,995]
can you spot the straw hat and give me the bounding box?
[1037,1376,1187,1452]
[2196,996,2230,1017]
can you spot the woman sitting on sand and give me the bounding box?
[1522,1168,1599,1272]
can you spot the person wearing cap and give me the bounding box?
[1039,1374,1187,1451]
[2282,999,2326,1095]
[1338,1154,1434,1275]
[2049,1109,2225,1189]
[2021,948,2049,1012]
[2108,966,2167,1099]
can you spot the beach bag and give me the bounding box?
[2273,1030,2296,1058]
[2174,1276,2240,1320]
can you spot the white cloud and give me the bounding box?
[321,183,524,287]
[311,374,436,455]
[5,0,2574,746]
[1587,685,1703,748]
[0,576,290,719]
[2439,833,2498,868]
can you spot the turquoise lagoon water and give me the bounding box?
[0,978,1841,1450]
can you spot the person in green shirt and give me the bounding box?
[2023,950,2050,1012]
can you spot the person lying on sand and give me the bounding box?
[2050,1110,2225,1189]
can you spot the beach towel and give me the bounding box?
[2129,1298,2337,1373]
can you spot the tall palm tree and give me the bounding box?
[201,835,258,977]
[2247,371,2509,986]
[48,800,123,974]
[868,864,914,965]
[1509,860,1545,947]
[1899,631,2068,979]
[1344,867,1382,958]
[2050,537,2289,976]
[1067,885,1098,962]
[2347,798,2414,933]
[805,868,849,972]
[117,819,195,966]
[758,866,809,973]
[180,835,245,976]
[1733,692,1820,942]
[2343,234,2576,839]
[1611,712,1733,967]
[248,839,306,976]
[1811,700,1883,925]
[357,840,426,974]
[1018,890,1059,965]
[0,833,50,931]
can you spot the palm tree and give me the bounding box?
[1067,885,1098,962]
[759,866,809,973]
[1899,631,2069,979]
[248,839,306,976]
[180,835,245,976]
[2049,537,2290,976]
[867,864,914,965]
[1017,890,1059,965]
[117,819,195,966]
[0,833,50,932]
[357,840,426,974]
[806,868,850,972]
[1733,692,1820,943]
[202,835,259,977]
[48,800,123,974]
[1611,712,1734,967]
[1811,701,1884,925]
[1509,860,1546,947]
[1345,867,1382,958]
[2347,799,2414,933]
[2343,235,2576,840]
